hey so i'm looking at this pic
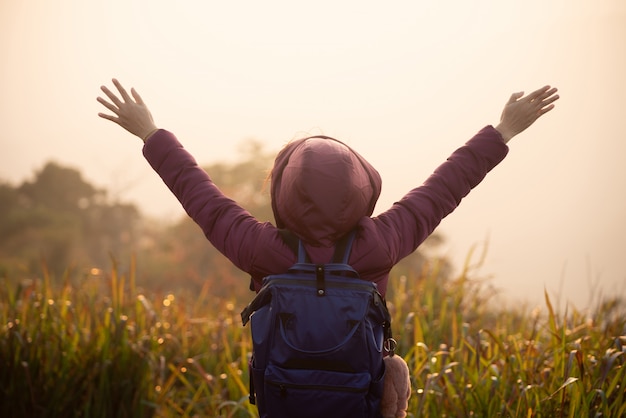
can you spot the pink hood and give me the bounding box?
[270,136,382,247]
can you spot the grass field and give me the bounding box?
[1,255,624,417]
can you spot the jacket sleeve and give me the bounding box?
[374,125,509,262]
[142,130,282,274]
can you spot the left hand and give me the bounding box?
[97,78,158,142]
[495,85,559,143]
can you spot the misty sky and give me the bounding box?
[1,0,625,309]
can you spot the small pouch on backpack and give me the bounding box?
[264,364,375,418]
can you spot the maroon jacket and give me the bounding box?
[143,126,508,297]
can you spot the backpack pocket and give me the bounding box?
[263,364,373,418]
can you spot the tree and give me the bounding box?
[0,162,140,280]
[18,162,103,212]
[137,139,275,300]
[0,145,452,303]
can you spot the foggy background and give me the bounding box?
[1,0,625,308]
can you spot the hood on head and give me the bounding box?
[270,136,381,247]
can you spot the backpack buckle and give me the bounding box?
[315,265,325,296]
[384,338,397,356]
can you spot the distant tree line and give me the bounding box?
[0,140,450,303]
[0,161,139,279]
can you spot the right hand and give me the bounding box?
[495,85,559,143]
[97,78,158,142]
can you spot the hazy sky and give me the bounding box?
[2,0,625,309]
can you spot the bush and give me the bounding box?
[1,254,624,417]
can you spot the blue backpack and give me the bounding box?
[241,231,393,418]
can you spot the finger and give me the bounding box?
[97,96,120,115]
[538,88,559,103]
[100,85,123,107]
[537,103,555,116]
[544,86,558,96]
[541,93,560,107]
[536,93,559,116]
[131,88,144,105]
[527,85,551,101]
[507,91,524,104]
[112,78,133,103]
[97,112,119,123]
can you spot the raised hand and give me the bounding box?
[495,85,559,143]
[97,79,158,142]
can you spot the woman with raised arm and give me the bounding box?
[98,80,558,418]
[97,79,557,296]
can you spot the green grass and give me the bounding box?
[1,254,624,417]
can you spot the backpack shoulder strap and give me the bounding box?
[278,228,299,254]
[248,228,308,291]
[331,230,357,264]
[279,229,357,264]
[279,229,311,263]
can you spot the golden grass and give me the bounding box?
[1,254,624,417]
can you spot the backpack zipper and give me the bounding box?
[266,379,369,396]
[267,277,378,293]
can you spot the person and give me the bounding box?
[97,79,558,298]
[97,80,558,417]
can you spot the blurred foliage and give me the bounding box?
[133,139,276,302]
[2,141,625,417]
[1,140,445,304]
[0,162,139,279]
[1,249,624,417]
